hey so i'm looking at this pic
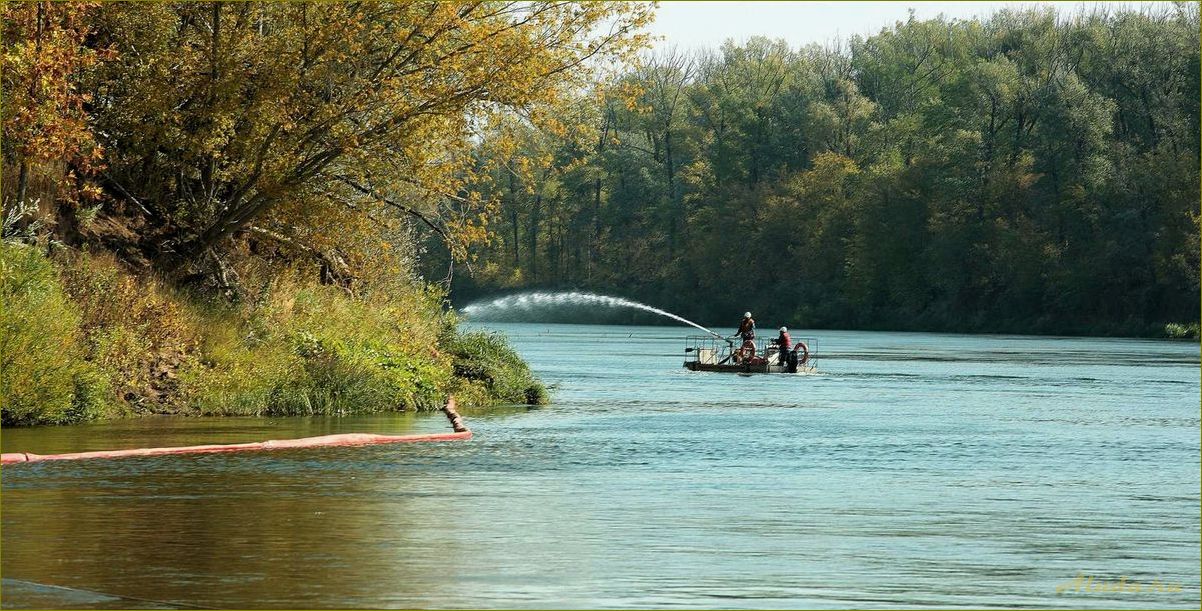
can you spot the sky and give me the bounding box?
[643,1,1164,50]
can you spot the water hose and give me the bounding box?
[1,397,471,465]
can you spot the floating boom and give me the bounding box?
[1,397,470,465]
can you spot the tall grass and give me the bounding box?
[1,246,544,425]
[447,330,548,406]
[179,272,455,416]
[0,244,114,425]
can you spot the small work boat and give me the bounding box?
[683,335,817,374]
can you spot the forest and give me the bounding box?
[448,4,1201,337]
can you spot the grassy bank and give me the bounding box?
[1,242,545,426]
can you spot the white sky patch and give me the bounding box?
[643,1,1167,51]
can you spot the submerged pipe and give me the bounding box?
[1,397,471,465]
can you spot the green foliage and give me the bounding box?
[448,330,548,406]
[1164,323,1200,340]
[57,250,198,413]
[178,271,457,417]
[2,246,539,425]
[184,329,449,417]
[456,5,1200,337]
[0,243,114,425]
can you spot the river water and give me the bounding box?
[2,324,1199,609]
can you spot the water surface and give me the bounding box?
[3,324,1199,608]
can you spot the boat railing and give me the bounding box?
[684,335,818,367]
[683,335,734,365]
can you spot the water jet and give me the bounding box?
[461,291,725,340]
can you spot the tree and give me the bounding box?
[84,1,651,282]
[2,1,107,235]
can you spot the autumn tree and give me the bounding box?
[2,1,107,237]
[73,1,650,287]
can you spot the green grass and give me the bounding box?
[1,244,546,425]
[447,329,548,406]
[0,243,116,425]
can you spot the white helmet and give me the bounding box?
[744,312,752,318]
[780,327,788,332]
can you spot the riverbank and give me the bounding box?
[0,242,545,426]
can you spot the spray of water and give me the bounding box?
[460,291,724,339]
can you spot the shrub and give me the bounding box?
[0,243,115,425]
[57,250,198,413]
[1164,322,1200,340]
[178,273,457,416]
[1,247,545,424]
[448,330,547,406]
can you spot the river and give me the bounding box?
[2,324,1199,608]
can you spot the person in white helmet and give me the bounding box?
[733,312,756,342]
[728,312,757,363]
[776,326,792,351]
[776,326,794,370]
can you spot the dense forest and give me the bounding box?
[2,1,651,424]
[448,4,1201,337]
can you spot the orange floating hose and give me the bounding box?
[2,397,471,465]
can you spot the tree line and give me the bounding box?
[450,5,1200,336]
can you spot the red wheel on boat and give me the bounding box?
[793,341,809,366]
[738,340,757,361]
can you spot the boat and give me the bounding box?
[683,335,817,374]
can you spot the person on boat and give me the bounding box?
[776,326,792,355]
[733,312,755,341]
[730,312,757,363]
[776,326,794,370]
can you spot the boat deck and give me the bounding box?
[684,361,817,374]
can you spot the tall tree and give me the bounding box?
[83,1,651,280]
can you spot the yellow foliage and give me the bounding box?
[81,1,653,265]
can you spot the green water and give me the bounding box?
[2,324,1199,608]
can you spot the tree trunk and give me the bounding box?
[508,170,520,267]
[665,129,677,261]
[528,193,541,280]
[204,2,220,205]
[14,161,29,212]
[590,111,611,282]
